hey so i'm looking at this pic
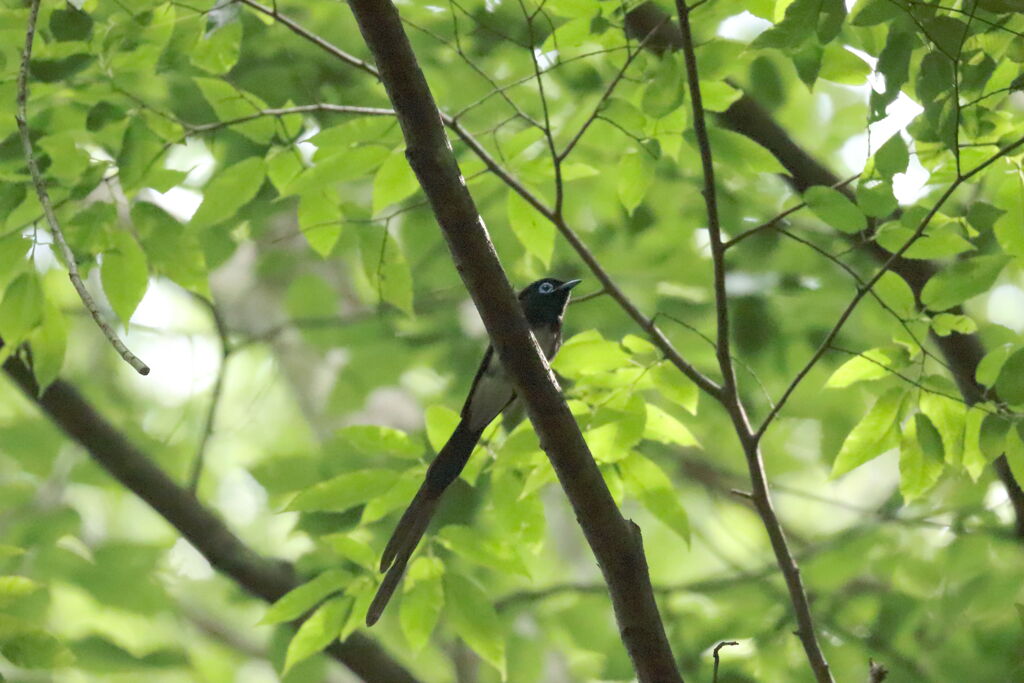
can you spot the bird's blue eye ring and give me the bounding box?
[539,282,555,294]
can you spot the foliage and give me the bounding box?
[0,0,1022,681]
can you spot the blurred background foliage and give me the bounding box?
[0,0,1023,680]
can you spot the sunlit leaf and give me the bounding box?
[832,387,907,477]
[283,596,352,674]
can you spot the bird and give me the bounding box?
[365,277,582,626]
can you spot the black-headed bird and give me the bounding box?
[366,277,581,626]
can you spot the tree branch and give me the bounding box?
[2,351,419,683]
[345,2,683,680]
[669,3,834,681]
[16,0,149,375]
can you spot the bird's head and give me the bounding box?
[518,277,581,324]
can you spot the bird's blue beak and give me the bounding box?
[558,279,582,292]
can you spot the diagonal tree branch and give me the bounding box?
[16,0,149,376]
[345,1,683,680]
[2,350,419,683]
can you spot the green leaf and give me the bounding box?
[50,7,93,41]
[190,20,242,74]
[194,78,275,143]
[583,395,646,464]
[641,55,684,118]
[266,146,306,195]
[976,343,1016,388]
[28,301,67,392]
[359,229,413,315]
[919,377,966,465]
[875,134,909,178]
[995,347,1024,405]
[190,157,266,230]
[437,525,528,577]
[507,190,555,266]
[373,150,420,214]
[400,558,444,653]
[832,387,907,477]
[362,472,422,524]
[0,575,41,607]
[856,180,898,218]
[752,0,817,49]
[70,635,187,673]
[0,631,74,669]
[872,271,916,319]
[651,363,699,414]
[825,348,897,388]
[0,272,44,344]
[1004,424,1024,485]
[286,470,401,512]
[337,425,420,459]
[425,404,461,452]
[920,255,1010,311]
[101,232,149,323]
[322,534,376,571]
[804,185,867,233]
[819,45,869,85]
[686,128,787,175]
[875,221,974,260]
[617,151,655,216]
[443,573,505,677]
[962,404,991,480]
[899,413,943,501]
[298,190,343,257]
[133,203,210,297]
[979,413,1012,462]
[0,231,30,293]
[643,404,699,447]
[283,596,352,674]
[930,313,977,337]
[551,330,631,378]
[619,453,690,542]
[261,569,352,625]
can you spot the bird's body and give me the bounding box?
[366,277,581,626]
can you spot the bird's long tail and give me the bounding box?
[366,420,483,626]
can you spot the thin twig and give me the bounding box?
[674,1,834,680]
[712,641,739,683]
[674,0,732,396]
[15,0,149,375]
[188,299,231,493]
[724,173,860,249]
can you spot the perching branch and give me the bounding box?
[2,350,419,683]
[345,2,683,680]
[15,0,149,376]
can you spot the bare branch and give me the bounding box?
[346,2,683,680]
[16,0,149,375]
